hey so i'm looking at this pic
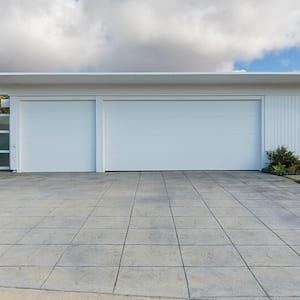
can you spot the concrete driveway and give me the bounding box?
[0,171,300,299]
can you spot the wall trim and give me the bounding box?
[102,95,263,101]
[96,96,104,172]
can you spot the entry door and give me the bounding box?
[104,100,261,170]
[21,100,95,172]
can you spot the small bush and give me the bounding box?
[271,163,289,176]
[266,146,299,168]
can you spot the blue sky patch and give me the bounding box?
[234,47,300,72]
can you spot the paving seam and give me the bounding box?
[0,174,64,259]
[216,174,300,258]
[112,172,141,293]
[161,171,191,299]
[0,207,59,262]
[0,286,189,300]
[184,171,271,300]
[39,178,116,289]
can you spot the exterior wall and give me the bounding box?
[264,95,300,160]
[4,82,300,172]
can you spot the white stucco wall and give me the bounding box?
[3,75,300,172]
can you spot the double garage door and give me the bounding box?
[20,99,261,172]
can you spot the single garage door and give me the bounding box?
[104,100,261,171]
[21,101,96,172]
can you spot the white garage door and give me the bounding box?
[105,100,261,171]
[21,101,96,172]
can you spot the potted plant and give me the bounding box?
[289,165,297,175]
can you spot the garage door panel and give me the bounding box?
[105,101,260,171]
[21,101,96,172]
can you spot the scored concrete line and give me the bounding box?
[184,171,270,299]
[112,172,141,293]
[40,179,115,289]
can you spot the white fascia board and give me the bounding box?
[1,72,300,86]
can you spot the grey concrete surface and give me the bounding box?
[0,171,300,299]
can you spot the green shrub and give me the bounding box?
[271,163,289,176]
[266,146,299,168]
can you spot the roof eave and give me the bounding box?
[0,72,300,86]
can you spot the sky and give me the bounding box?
[1,0,300,72]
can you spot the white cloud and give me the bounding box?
[0,0,300,71]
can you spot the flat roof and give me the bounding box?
[0,72,300,86]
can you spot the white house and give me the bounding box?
[0,72,299,173]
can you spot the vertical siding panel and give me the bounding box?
[265,95,300,160]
